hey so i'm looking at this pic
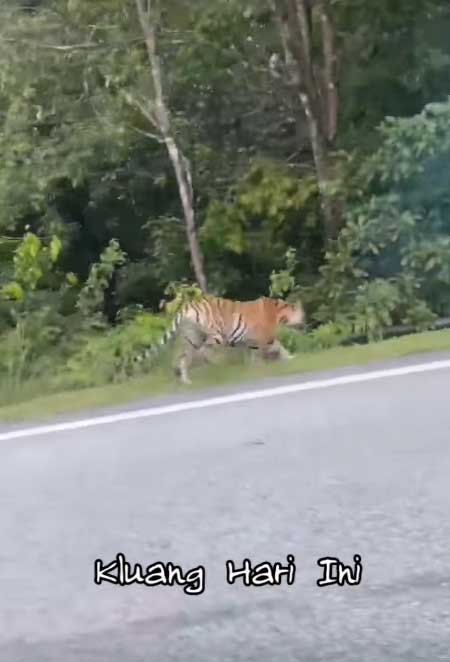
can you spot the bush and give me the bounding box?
[62,312,171,388]
[201,161,322,299]
[0,232,81,395]
[279,321,353,355]
[76,238,126,325]
[312,100,450,335]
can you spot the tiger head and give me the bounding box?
[274,298,305,329]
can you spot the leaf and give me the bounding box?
[1,281,24,302]
[49,236,62,263]
[66,272,79,286]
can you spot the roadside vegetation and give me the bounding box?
[2,1,450,420]
[1,328,450,423]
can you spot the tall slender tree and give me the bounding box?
[134,0,208,291]
[271,0,340,240]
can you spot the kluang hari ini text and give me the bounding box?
[94,554,363,594]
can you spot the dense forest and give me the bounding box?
[2,0,450,402]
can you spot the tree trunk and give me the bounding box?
[317,0,338,144]
[297,89,337,241]
[272,0,341,241]
[164,136,208,292]
[134,0,208,292]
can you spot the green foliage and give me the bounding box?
[351,280,402,342]
[203,163,318,254]
[14,233,45,292]
[359,101,450,187]
[0,304,74,398]
[0,318,31,389]
[0,236,21,263]
[66,272,79,287]
[314,98,450,338]
[279,321,353,355]
[202,162,321,298]
[2,0,450,405]
[0,231,81,394]
[2,281,24,303]
[337,0,450,150]
[269,248,298,298]
[143,215,191,288]
[0,232,62,302]
[0,3,116,231]
[162,281,204,316]
[308,322,353,350]
[172,0,289,186]
[76,239,127,323]
[62,312,170,388]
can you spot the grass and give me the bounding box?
[1,328,450,424]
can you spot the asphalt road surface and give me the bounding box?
[1,353,450,662]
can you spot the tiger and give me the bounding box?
[133,295,305,384]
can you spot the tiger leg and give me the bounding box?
[248,347,262,364]
[263,338,293,361]
[174,323,205,384]
[200,332,225,365]
[198,344,221,365]
[174,339,197,384]
[192,343,215,365]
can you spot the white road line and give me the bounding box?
[1,359,450,442]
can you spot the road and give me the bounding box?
[1,353,450,662]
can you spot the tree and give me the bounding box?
[271,0,340,241]
[2,0,450,316]
[132,0,207,292]
[335,0,450,150]
[0,0,208,293]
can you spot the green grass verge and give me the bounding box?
[1,328,450,424]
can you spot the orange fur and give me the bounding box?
[184,296,303,345]
[175,295,305,383]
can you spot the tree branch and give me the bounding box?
[135,0,168,135]
[128,124,165,143]
[1,36,143,51]
[120,90,158,127]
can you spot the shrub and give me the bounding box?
[76,238,127,325]
[279,321,353,355]
[62,312,171,388]
[313,100,450,335]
